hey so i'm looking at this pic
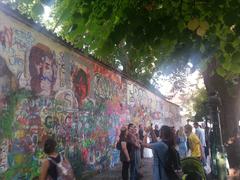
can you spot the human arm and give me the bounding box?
[39,159,49,180]
[63,156,71,165]
[133,140,141,149]
[141,142,151,148]
[128,134,141,148]
[140,134,150,148]
[121,141,130,162]
[141,134,160,150]
[150,129,158,143]
[200,144,204,160]
[145,126,157,143]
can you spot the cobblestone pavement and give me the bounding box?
[92,158,153,180]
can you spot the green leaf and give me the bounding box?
[232,51,240,63]
[40,0,54,6]
[31,3,44,17]
[68,24,78,33]
[216,66,227,77]
[224,43,235,54]
[226,33,235,42]
[232,39,240,48]
[222,61,231,71]
[177,20,185,33]
[223,11,237,26]
[20,0,33,3]
[230,64,240,73]
[72,13,82,24]
[200,44,206,53]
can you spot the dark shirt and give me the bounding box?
[139,129,144,141]
[120,138,132,162]
[154,129,160,137]
[48,154,61,180]
[127,133,137,160]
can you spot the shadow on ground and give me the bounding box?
[90,158,153,180]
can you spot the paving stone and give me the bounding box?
[92,158,153,180]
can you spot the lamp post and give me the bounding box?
[208,92,228,180]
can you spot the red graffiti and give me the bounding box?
[0,27,13,48]
[90,130,108,140]
[81,148,89,163]
[94,64,121,84]
[17,116,29,125]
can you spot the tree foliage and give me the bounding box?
[192,88,208,122]
[3,0,240,83]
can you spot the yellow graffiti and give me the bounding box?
[15,130,25,138]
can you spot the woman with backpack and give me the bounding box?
[118,127,131,180]
[141,125,181,180]
[39,138,75,180]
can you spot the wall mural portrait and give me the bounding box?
[29,43,57,96]
[71,67,90,107]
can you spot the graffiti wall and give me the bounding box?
[0,8,180,179]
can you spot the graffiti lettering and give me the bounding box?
[94,73,121,100]
[14,29,34,50]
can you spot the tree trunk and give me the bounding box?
[202,58,240,169]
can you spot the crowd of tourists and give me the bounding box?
[37,121,207,180]
[117,122,209,180]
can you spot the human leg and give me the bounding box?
[122,161,130,180]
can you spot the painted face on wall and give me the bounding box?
[72,68,89,107]
[39,56,54,94]
[74,77,87,99]
[29,43,57,96]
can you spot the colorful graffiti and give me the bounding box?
[0,9,181,179]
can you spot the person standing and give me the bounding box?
[154,125,160,139]
[128,123,141,180]
[119,127,131,180]
[134,125,143,178]
[184,124,202,159]
[139,124,144,159]
[141,125,176,180]
[194,122,207,163]
[176,127,188,159]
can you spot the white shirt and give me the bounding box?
[195,127,206,147]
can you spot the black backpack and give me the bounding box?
[163,142,182,180]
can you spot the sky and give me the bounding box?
[156,62,204,96]
[155,69,205,121]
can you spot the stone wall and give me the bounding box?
[0,7,180,179]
